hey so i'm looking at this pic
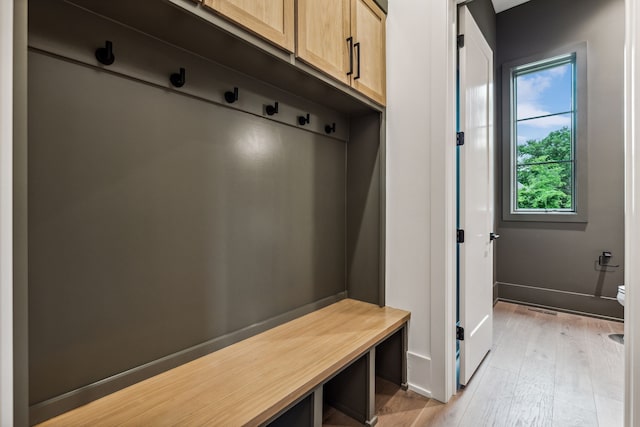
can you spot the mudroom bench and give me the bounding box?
[38,299,410,426]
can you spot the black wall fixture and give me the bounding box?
[266,102,279,116]
[598,251,620,268]
[170,67,186,88]
[325,123,336,134]
[298,113,310,126]
[225,87,239,104]
[95,40,115,66]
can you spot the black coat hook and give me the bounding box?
[170,68,186,88]
[95,40,115,66]
[225,87,239,104]
[266,102,279,116]
[298,114,310,126]
[325,123,336,134]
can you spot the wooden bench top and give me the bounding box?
[38,298,410,426]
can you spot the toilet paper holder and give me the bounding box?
[598,251,620,269]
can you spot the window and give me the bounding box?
[502,44,587,222]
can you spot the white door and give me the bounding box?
[458,5,495,386]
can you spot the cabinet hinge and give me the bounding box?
[457,229,465,244]
[457,34,465,48]
[456,131,465,146]
[457,326,465,341]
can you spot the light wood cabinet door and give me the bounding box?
[296,0,352,85]
[203,0,295,52]
[351,0,386,104]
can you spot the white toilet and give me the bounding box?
[617,285,625,307]
[611,285,626,344]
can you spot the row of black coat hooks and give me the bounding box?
[95,40,338,135]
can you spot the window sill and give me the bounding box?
[502,211,588,223]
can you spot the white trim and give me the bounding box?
[625,0,639,425]
[497,299,622,322]
[497,280,619,299]
[0,0,13,424]
[429,0,458,403]
[407,383,432,399]
[406,351,432,398]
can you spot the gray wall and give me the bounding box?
[348,113,383,305]
[467,0,496,52]
[26,0,387,421]
[28,50,350,416]
[496,0,625,319]
[26,1,385,422]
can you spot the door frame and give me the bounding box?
[624,0,640,424]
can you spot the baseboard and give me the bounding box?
[406,351,431,398]
[407,382,432,398]
[496,281,623,321]
[30,292,348,425]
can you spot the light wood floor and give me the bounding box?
[324,302,624,427]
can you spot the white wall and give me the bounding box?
[0,0,13,424]
[386,0,432,394]
[386,0,457,402]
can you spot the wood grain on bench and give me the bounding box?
[38,298,410,426]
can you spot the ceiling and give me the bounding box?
[491,0,532,13]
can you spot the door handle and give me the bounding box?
[490,232,500,241]
[347,37,354,76]
[354,42,361,80]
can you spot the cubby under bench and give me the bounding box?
[37,299,410,427]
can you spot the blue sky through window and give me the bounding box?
[516,62,573,144]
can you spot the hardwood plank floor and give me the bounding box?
[323,302,624,427]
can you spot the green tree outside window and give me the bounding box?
[516,127,572,209]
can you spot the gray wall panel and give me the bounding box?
[347,113,382,305]
[496,0,625,318]
[13,0,29,425]
[28,52,346,405]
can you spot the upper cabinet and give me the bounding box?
[201,0,386,105]
[350,0,386,105]
[296,0,386,105]
[296,0,352,86]
[202,0,295,52]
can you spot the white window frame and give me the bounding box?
[502,42,588,223]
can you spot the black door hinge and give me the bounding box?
[457,326,465,341]
[457,34,465,48]
[457,131,465,146]
[457,229,465,243]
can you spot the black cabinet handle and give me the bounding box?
[490,232,500,241]
[347,37,354,76]
[354,42,361,80]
